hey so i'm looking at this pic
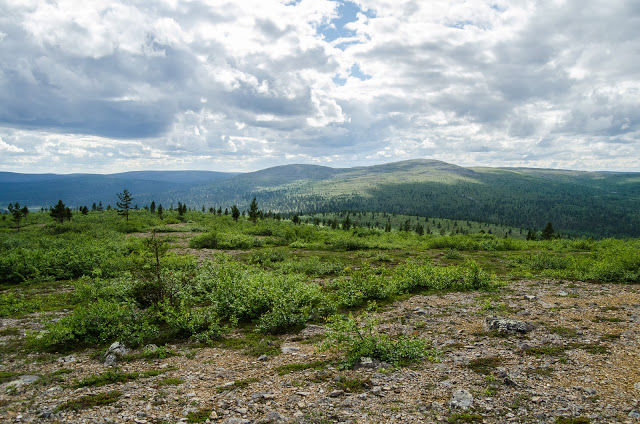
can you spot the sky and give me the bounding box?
[0,0,639,174]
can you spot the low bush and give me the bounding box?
[321,313,439,368]
[393,260,496,293]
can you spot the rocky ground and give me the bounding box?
[1,279,640,423]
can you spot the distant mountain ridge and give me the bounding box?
[1,160,639,237]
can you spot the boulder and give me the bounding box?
[483,316,535,334]
[104,341,128,366]
[449,389,473,410]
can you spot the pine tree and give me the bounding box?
[150,201,156,214]
[342,214,351,230]
[7,202,28,231]
[50,200,68,224]
[116,189,133,221]
[248,197,259,224]
[157,204,164,220]
[541,222,555,240]
[231,205,240,222]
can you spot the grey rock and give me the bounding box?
[299,325,325,338]
[484,316,535,334]
[281,346,300,354]
[634,382,640,391]
[354,357,392,370]
[557,291,569,297]
[449,389,473,410]
[430,401,444,411]
[256,411,286,423]
[503,376,517,387]
[104,341,128,366]
[524,295,537,301]
[104,354,118,367]
[37,409,54,419]
[257,355,268,361]
[223,418,250,424]
[182,407,199,417]
[106,341,128,356]
[629,410,640,419]
[6,374,39,390]
[329,390,345,397]
[57,354,76,363]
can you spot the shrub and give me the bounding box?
[393,260,496,293]
[189,232,255,249]
[189,232,219,249]
[28,299,158,352]
[249,248,288,264]
[328,265,395,308]
[320,313,439,368]
[155,301,227,344]
[56,390,121,411]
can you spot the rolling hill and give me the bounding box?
[1,160,639,237]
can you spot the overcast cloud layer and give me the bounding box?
[0,0,638,173]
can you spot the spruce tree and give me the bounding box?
[541,222,555,240]
[342,214,351,230]
[116,189,133,221]
[248,197,259,224]
[50,200,67,224]
[7,202,28,231]
[231,205,240,222]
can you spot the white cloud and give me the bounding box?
[0,0,638,173]
[0,137,24,153]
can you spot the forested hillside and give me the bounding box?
[2,160,639,237]
[190,160,640,238]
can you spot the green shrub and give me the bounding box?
[277,256,345,275]
[249,248,288,264]
[155,301,226,344]
[189,232,255,249]
[189,232,219,248]
[28,299,158,351]
[0,292,41,317]
[393,260,496,293]
[194,259,329,329]
[56,390,121,411]
[321,313,439,368]
[328,265,395,308]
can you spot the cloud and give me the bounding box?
[0,0,638,173]
[0,137,24,153]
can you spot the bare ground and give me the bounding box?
[1,279,639,423]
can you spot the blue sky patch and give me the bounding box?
[319,1,374,42]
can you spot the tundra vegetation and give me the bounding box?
[0,204,638,366]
